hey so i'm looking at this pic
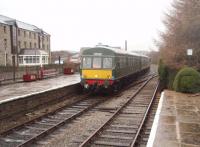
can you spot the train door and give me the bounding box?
[115,56,121,78]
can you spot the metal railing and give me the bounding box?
[0,64,65,84]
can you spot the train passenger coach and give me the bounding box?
[80,46,150,91]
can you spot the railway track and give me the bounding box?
[0,97,106,147]
[0,74,156,147]
[78,76,159,147]
[134,93,160,147]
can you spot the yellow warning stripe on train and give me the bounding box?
[82,70,112,79]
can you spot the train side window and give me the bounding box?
[82,57,92,68]
[103,57,112,68]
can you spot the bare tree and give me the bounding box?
[158,0,200,68]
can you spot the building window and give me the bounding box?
[25,56,30,63]
[19,56,23,64]
[24,41,27,48]
[27,56,32,63]
[36,56,40,63]
[42,44,45,49]
[18,41,21,48]
[42,56,45,63]
[3,26,6,33]
[34,43,37,48]
[24,31,26,37]
[32,56,36,63]
[34,33,36,39]
[30,42,32,48]
[4,39,7,49]
[29,32,31,38]
[18,29,20,36]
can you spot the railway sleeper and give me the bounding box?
[45,116,66,121]
[71,105,88,109]
[100,134,133,140]
[0,137,25,143]
[96,136,134,145]
[35,121,56,126]
[118,113,144,118]
[93,140,130,147]
[111,124,138,129]
[25,126,48,131]
[14,131,39,136]
[108,126,137,132]
[105,129,136,134]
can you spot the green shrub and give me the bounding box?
[167,68,178,89]
[173,67,200,93]
[158,59,168,84]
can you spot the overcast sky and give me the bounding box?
[0,0,173,52]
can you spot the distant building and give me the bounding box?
[51,51,71,64]
[0,15,51,66]
[69,53,80,64]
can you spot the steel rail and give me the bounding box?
[17,97,106,147]
[130,81,160,147]
[17,75,151,147]
[79,76,154,147]
[0,93,90,136]
[1,74,154,147]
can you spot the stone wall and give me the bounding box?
[17,28,39,49]
[0,24,12,66]
[0,22,51,66]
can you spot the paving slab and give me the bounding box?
[0,74,80,104]
[147,90,200,147]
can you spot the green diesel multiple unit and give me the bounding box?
[80,46,150,90]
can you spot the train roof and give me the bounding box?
[82,45,149,58]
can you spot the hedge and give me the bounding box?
[173,67,200,93]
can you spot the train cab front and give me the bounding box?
[80,56,114,91]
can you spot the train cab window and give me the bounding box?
[103,57,112,68]
[93,57,102,68]
[82,57,92,68]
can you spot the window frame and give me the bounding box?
[82,56,92,69]
[92,57,102,69]
[103,57,113,69]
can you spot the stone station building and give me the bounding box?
[0,15,51,66]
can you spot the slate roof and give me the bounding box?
[0,15,49,35]
[19,49,48,56]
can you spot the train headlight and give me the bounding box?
[107,75,111,79]
[84,83,89,89]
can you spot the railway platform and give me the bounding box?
[0,74,80,104]
[147,90,200,147]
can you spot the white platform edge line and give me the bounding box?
[146,91,164,147]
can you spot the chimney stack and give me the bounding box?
[125,40,127,51]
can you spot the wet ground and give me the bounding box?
[0,74,80,103]
[148,90,200,147]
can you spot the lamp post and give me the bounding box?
[187,49,193,66]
